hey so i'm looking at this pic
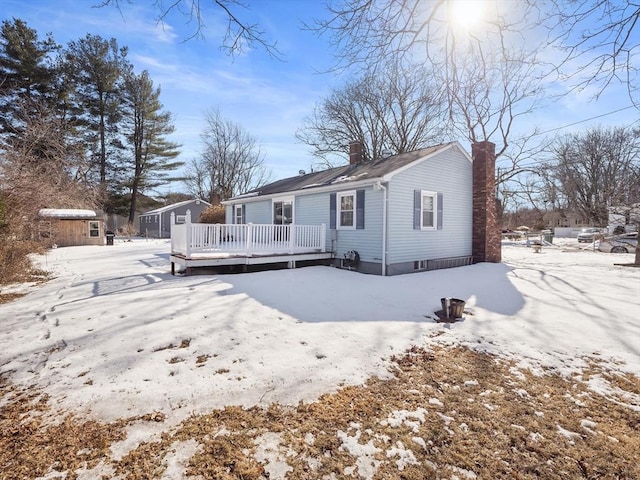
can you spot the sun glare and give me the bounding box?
[449,0,486,30]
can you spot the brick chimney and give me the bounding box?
[472,141,501,263]
[349,141,363,165]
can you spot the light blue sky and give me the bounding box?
[2,0,637,195]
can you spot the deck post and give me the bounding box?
[289,224,296,253]
[170,212,176,253]
[246,223,253,255]
[320,224,327,252]
[185,210,192,259]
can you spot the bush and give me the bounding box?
[0,240,46,285]
[200,204,226,224]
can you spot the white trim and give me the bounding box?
[88,220,100,237]
[272,196,295,225]
[337,190,357,230]
[420,190,438,230]
[233,204,244,224]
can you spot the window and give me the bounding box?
[176,215,186,224]
[273,197,293,225]
[421,191,436,229]
[233,204,245,224]
[330,190,364,230]
[414,190,442,230]
[337,191,355,229]
[88,221,100,237]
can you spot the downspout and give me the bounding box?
[375,181,388,276]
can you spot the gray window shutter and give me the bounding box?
[329,193,336,229]
[414,190,421,229]
[437,193,443,230]
[356,189,365,229]
[241,204,246,224]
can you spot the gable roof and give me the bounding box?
[141,199,211,215]
[227,142,469,202]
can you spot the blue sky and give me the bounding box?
[2,0,638,195]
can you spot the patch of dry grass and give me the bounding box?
[1,346,638,479]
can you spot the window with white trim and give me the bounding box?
[88,221,100,237]
[176,215,186,224]
[233,204,244,224]
[337,190,356,229]
[420,190,437,230]
[273,197,294,225]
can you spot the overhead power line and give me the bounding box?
[534,105,637,137]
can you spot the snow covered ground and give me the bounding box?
[0,238,638,429]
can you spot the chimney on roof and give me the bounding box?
[472,141,501,264]
[349,141,364,165]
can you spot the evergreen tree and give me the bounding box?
[64,34,129,190]
[0,18,58,144]
[121,69,181,223]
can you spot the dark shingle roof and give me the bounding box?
[232,142,457,200]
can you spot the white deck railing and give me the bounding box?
[170,210,327,259]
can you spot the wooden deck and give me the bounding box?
[169,213,332,274]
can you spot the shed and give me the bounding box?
[139,199,211,238]
[38,209,105,247]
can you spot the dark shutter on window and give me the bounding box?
[241,204,246,224]
[329,193,336,229]
[437,193,443,230]
[414,190,421,230]
[356,189,365,229]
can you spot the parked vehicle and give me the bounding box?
[598,232,638,253]
[577,227,603,243]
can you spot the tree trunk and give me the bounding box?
[635,242,640,266]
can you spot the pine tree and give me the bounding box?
[0,18,58,144]
[121,69,181,223]
[64,34,129,189]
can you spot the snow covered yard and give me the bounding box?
[1,239,639,479]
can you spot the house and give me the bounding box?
[213,140,500,276]
[37,209,105,247]
[139,199,211,238]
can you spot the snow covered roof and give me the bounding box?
[141,199,211,215]
[38,208,97,219]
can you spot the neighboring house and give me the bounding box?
[222,141,500,275]
[38,209,105,247]
[139,199,211,238]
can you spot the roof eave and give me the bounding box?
[223,177,382,204]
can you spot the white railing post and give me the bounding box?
[246,223,253,255]
[320,224,326,252]
[289,224,296,253]
[170,212,176,252]
[185,210,192,259]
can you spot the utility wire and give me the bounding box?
[533,105,637,137]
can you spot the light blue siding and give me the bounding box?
[226,200,272,224]
[387,148,472,264]
[246,201,272,224]
[329,187,384,264]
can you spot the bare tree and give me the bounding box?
[0,99,98,231]
[297,62,449,167]
[96,0,281,58]
[542,0,639,104]
[183,108,270,201]
[543,126,640,226]
[315,1,546,190]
